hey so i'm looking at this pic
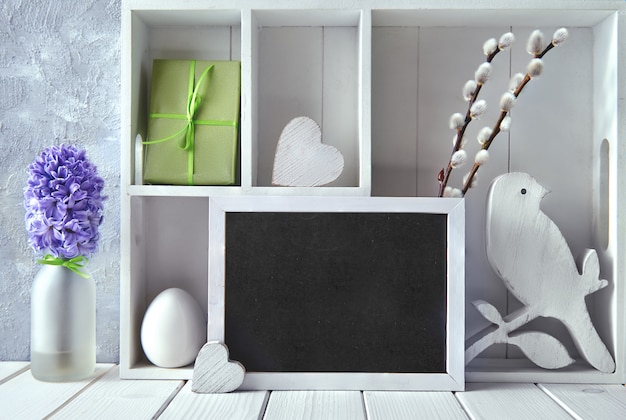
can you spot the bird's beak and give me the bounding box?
[541,185,551,198]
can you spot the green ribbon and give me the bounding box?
[37,255,90,279]
[143,61,238,185]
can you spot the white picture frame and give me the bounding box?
[208,196,465,391]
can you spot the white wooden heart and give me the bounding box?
[191,342,245,394]
[272,116,344,187]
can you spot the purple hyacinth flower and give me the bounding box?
[24,144,106,260]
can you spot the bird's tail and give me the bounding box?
[578,249,608,294]
[569,249,615,373]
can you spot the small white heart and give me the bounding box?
[191,342,245,393]
[272,116,344,187]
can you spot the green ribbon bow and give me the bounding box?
[143,61,238,185]
[37,255,90,279]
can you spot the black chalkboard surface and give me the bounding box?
[208,196,465,391]
[224,211,448,373]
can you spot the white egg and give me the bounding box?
[140,288,207,368]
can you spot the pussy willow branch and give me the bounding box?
[460,42,556,196]
[437,48,503,198]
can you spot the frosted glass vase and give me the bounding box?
[30,264,96,382]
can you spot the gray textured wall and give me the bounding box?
[1,0,121,362]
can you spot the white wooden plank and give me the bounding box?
[253,9,360,27]
[466,357,625,384]
[149,26,234,60]
[364,391,469,420]
[323,26,359,187]
[232,25,241,61]
[0,364,112,419]
[456,383,572,420]
[241,8,256,189]
[0,361,29,384]
[144,196,209,312]
[48,365,183,419]
[120,9,148,381]
[358,8,372,195]
[371,26,419,197]
[257,26,323,186]
[590,13,621,381]
[263,391,365,420]
[539,383,626,420]
[159,382,268,420]
[370,7,614,27]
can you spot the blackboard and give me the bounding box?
[225,212,447,373]
[208,196,465,391]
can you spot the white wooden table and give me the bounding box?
[1,362,625,419]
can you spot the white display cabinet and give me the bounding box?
[120,0,626,382]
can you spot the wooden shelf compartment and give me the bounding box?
[250,9,368,191]
[125,9,243,191]
[121,1,626,382]
[122,196,209,379]
[369,9,624,383]
[124,7,369,195]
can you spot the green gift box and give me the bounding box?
[143,59,240,185]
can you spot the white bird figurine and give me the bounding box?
[485,172,615,373]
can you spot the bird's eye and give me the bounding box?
[520,188,527,195]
